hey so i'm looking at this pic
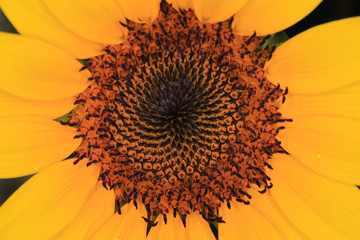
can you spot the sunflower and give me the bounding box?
[0,0,359,239]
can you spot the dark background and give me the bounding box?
[1,0,360,205]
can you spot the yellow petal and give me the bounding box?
[147,214,187,240]
[147,212,215,240]
[266,17,360,94]
[220,199,283,240]
[0,90,75,119]
[186,213,215,240]
[280,81,360,120]
[0,116,80,178]
[49,229,66,240]
[116,0,161,23]
[269,154,360,239]
[0,0,104,59]
[233,0,322,36]
[167,0,192,10]
[89,204,147,240]
[0,160,100,239]
[244,191,306,240]
[60,183,115,239]
[278,115,360,185]
[0,33,90,101]
[193,0,247,23]
[42,0,127,45]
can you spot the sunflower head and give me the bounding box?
[1,0,360,239]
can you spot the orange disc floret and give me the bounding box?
[65,1,290,224]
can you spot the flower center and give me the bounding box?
[65,1,290,224]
